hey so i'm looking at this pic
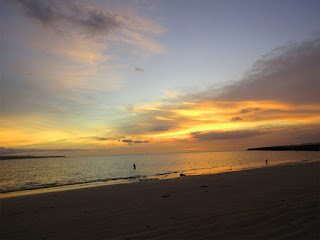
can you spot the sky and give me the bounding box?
[0,0,320,156]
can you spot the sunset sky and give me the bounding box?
[1,0,319,156]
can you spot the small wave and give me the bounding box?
[155,171,179,176]
[0,175,148,194]
[300,159,310,162]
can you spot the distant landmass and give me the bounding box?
[247,142,319,151]
[0,155,66,160]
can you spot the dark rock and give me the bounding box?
[162,193,170,198]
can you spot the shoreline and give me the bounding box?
[1,158,319,199]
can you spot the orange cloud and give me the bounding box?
[115,97,320,146]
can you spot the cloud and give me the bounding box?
[191,130,267,141]
[240,107,261,114]
[121,139,149,145]
[93,137,109,141]
[122,139,133,145]
[149,126,170,132]
[5,0,166,53]
[134,67,144,72]
[1,0,166,121]
[175,37,320,106]
[217,38,320,104]
[161,90,178,98]
[5,0,122,35]
[231,117,243,121]
[134,140,149,144]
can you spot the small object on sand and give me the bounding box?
[162,193,170,198]
[180,173,186,177]
[200,185,209,188]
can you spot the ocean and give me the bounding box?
[1,151,319,197]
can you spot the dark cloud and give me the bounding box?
[93,137,109,141]
[121,139,149,145]
[149,126,170,132]
[218,38,320,104]
[284,124,320,143]
[241,107,261,114]
[177,38,320,106]
[5,0,122,35]
[134,140,149,144]
[122,139,133,144]
[134,67,144,72]
[191,130,267,141]
[231,117,243,121]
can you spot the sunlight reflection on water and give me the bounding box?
[0,151,319,195]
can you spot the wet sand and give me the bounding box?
[1,160,319,239]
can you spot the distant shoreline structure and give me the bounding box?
[0,155,66,160]
[247,142,319,151]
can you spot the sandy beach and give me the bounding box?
[1,160,319,240]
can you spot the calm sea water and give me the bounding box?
[0,151,319,196]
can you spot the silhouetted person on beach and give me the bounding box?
[266,159,268,165]
[133,163,136,170]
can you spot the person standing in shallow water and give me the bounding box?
[266,159,268,165]
[133,163,136,170]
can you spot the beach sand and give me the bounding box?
[1,161,319,239]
